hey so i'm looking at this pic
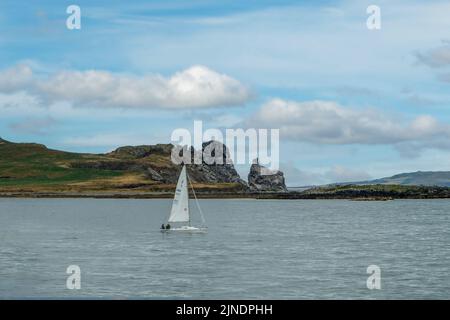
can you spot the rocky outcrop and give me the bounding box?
[186,141,247,186]
[70,140,247,188]
[108,144,173,159]
[248,161,287,192]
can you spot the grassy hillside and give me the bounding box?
[367,171,450,187]
[0,139,125,191]
[0,138,242,193]
[341,171,450,187]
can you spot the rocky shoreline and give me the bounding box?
[2,185,450,200]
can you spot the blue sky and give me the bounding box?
[1,0,450,185]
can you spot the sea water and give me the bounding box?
[0,198,448,299]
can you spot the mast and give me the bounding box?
[187,166,191,226]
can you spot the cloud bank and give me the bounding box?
[247,98,450,154]
[0,64,251,109]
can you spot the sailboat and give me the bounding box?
[161,165,207,233]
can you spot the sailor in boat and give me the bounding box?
[161,224,165,230]
[165,224,171,230]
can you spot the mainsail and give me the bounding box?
[168,165,190,223]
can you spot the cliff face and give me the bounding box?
[103,140,247,187]
[185,141,247,186]
[248,162,287,192]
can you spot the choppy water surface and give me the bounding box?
[0,198,448,299]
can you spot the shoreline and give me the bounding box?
[1,191,450,200]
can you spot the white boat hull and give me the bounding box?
[161,226,207,233]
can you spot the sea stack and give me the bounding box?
[248,160,288,192]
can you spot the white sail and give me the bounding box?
[168,166,190,223]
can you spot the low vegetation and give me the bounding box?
[0,139,242,194]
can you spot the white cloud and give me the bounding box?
[248,98,450,147]
[0,64,33,92]
[416,42,450,68]
[0,91,42,115]
[0,64,251,109]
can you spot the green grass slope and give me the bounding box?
[0,138,125,190]
[0,138,244,193]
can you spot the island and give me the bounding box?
[1,137,450,200]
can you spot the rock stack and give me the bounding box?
[248,160,287,192]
